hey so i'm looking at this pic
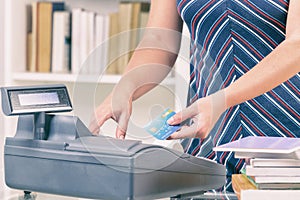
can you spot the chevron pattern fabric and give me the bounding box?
[177,0,300,191]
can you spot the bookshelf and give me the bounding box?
[2,0,190,138]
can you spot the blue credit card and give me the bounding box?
[144,108,181,140]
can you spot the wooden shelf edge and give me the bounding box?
[12,72,175,85]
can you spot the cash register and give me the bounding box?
[1,84,226,200]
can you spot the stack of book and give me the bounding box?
[214,136,300,200]
[26,1,150,75]
[27,1,65,73]
[246,158,300,189]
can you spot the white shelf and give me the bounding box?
[12,72,175,85]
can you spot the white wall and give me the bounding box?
[0,0,4,86]
[0,0,6,198]
[0,2,19,198]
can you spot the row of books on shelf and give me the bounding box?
[26,1,150,75]
[214,136,300,200]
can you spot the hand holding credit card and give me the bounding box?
[144,108,181,140]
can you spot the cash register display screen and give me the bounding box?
[18,92,60,106]
[8,88,71,113]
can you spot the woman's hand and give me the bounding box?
[167,91,227,139]
[89,86,133,139]
[88,0,183,139]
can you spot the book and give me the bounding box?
[246,165,300,177]
[254,176,300,184]
[37,2,65,73]
[241,189,300,200]
[240,167,257,187]
[251,158,300,168]
[51,11,71,73]
[233,172,300,200]
[129,2,142,58]
[93,14,107,75]
[87,11,95,56]
[106,12,119,74]
[94,14,104,75]
[102,15,110,74]
[71,8,82,74]
[95,15,105,49]
[214,136,300,159]
[138,3,150,42]
[79,10,88,74]
[95,14,109,75]
[257,183,300,190]
[240,166,300,184]
[86,11,96,74]
[26,33,33,72]
[27,2,38,72]
[117,2,133,74]
[78,10,95,74]
[232,174,257,200]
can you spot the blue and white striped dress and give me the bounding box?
[177,0,300,191]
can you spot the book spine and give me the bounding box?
[102,15,110,74]
[28,2,38,72]
[51,11,70,73]
[71,8,82,74]
[79,11,88,74]
[95,14,105,75]
[251,158,300,167]
[254,176,300,184]
[246,165,300,176]
[37,2,52,73]
[37,2,64,73]
[241,189,300,200]
[106,12,119,74]
[117,2,133,74]
[86,11,96,74]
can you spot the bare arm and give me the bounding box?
[90,0,183,138]
[224,0,300,109]
[119,0,183,100]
